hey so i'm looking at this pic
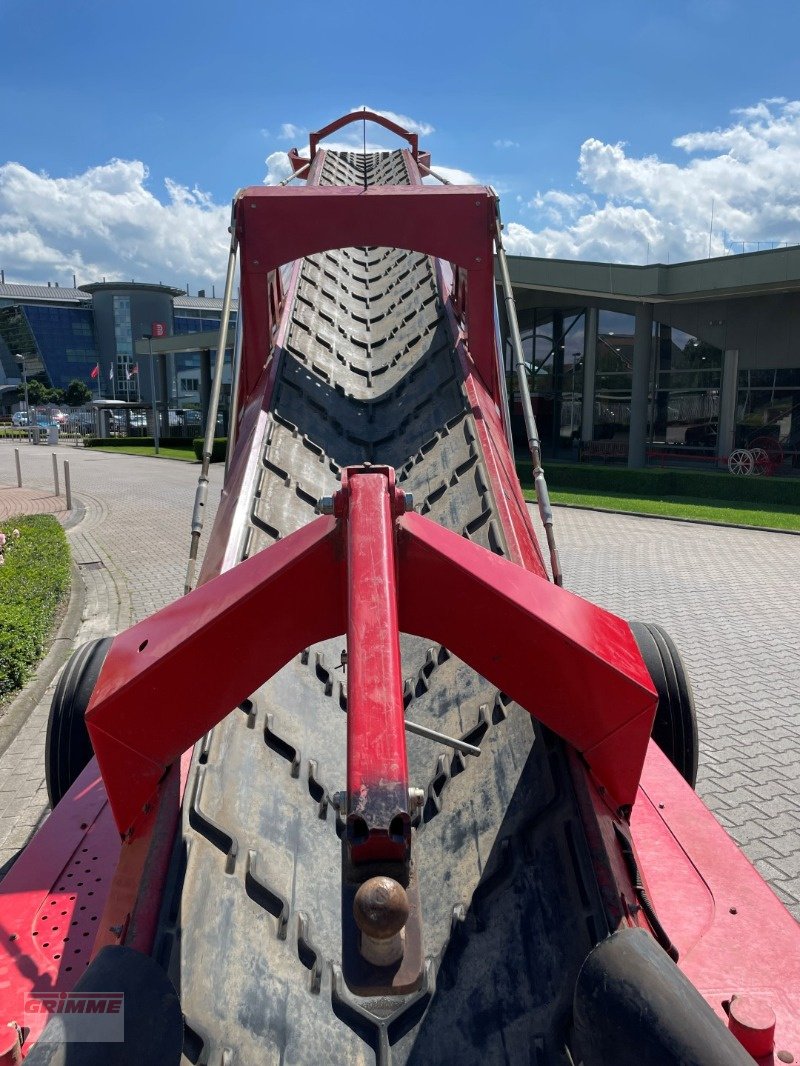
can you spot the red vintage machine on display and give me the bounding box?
[0,112,797,1064]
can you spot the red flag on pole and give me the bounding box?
[90,364,99,380]
[131,363,139,376]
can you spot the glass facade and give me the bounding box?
[14,305,97,389]
[736,367,800,454]
[594,310,635,445]
[112,296,137,399]
[512,306,730,462]
[650,326,722,451]
[514,308,586,458]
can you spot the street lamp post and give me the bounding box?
[15,354,31,441]
[143,334,160,455]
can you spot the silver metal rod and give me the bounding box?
[51,452,59,496]
[417,162,451,185]
[64,460,72,510]
[147,336,160,454]
[224,287,244,478]
[14,448,21,488]
[493,200,563,586]
[404,719,481,757]
[279,160,311,186]
[493,298,514,452]
[185,202,238,594]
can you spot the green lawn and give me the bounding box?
[0,516,71,701]
[91,444,197,462]
[527,488,800,531]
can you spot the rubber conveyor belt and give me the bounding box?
[154,150,610,1066]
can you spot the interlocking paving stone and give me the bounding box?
[0,444,796,918]
[531,503,800,917]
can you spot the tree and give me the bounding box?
[26,379,48,405]
[64,379,92,407]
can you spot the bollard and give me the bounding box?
[64,460,72,511]
[14,448,22,488]
[52,453,60,497]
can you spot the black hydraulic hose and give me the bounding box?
[614,823,679,962]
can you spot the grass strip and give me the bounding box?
[0,516,71,701]
[526,488,800,531]
[90,445,197,462]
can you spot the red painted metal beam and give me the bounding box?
[235,184,497,396]
[309,110,419,160]
[395,512,658,811]
[86,515,345,835]
[86,464,656,838]
[341,468,410,863]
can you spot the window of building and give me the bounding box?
[649,326,722,452]
[113,296,133,357]
[736,367,800,457]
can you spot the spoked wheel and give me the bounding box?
[728,448,753,476]
[750,447,769,476]
[629,621,699,788]
[45,637,112,807]
[750,435,784,475]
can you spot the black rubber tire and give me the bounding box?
[45,637,113,808]
[629,621,699,788]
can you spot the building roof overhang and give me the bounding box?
[500,245,800,304]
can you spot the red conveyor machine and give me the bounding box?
[0,112,797,1066]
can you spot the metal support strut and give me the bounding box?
[184,201,239,594]
[493,197,563,586]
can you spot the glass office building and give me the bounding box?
[0,281,235,412]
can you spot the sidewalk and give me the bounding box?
[0,484,70,522]
[0,444,224,870]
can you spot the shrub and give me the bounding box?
[516,461,800,507]
[84,436,192,450]
[0,516,71,700]
[192,437,227,463]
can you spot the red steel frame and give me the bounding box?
[1,114,799,1062]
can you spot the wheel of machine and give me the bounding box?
[750,435,784,475]
[750,447,769,476]
[629,622,699,788]
[728,448,753,476]
[45,637,113,807]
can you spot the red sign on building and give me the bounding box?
[151,322,167,337]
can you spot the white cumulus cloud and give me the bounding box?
[279,123,306,142]
[494,139,519,149]
[505,98,800,263]
[0,159,229,290]
[264,151,293,185]
[351,106,435,137]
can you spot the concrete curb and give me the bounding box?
[0,517,87,761]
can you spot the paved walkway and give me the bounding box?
[0,484,69,521]
[0,442,223,866]
[531,505,800,917]
[0,441,797,919]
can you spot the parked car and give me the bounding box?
[11,411,30,427]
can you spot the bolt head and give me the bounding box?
[404,492,414,511]
[318,496,334,515]
[353,876,409,940]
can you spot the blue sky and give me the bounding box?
[2,0,800,290]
